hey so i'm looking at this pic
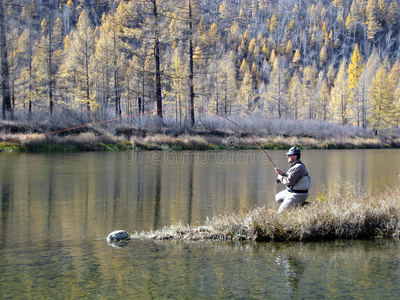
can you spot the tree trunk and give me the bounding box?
[0,0,12,119]
[153,0,163,122]
[188,0,195,127]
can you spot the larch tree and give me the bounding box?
[239,58,248,81]
[366,0,382,42]
[387,0,400,33]
[357,46,381,128]
[316,72,330,121]
[327,63,336,87]
[348,43,364,124]
[368,65,394,135]
[389,59,400,126]
[217,52,237,115]
[330,58,349,124]
[62,10,96,112]
[116,0,171,123]
[239,66,253,112]
[287,71,302,119]
[285,39,293,62]
[301,63,318,119]
[186,0,204,125]
[168,46,186,125]
[32,15,63,115]
[265,55,288,118]
[93,13,124,117]
[166,0,203,126]
[292,48,301,67]
[219,1,231,30]
[17,2,39,115]
[8,28,20,112]
[57,34,74,109]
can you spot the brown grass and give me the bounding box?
[132,134,209,150]
[129,184,400,242]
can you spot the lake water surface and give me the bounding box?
[1,150,400,299]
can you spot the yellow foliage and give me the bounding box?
[292,49,301,67]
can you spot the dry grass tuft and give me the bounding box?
[129,184,400,242]
[132,134,209,150]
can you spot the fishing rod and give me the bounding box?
[1,105,281,209]
[186,106,277,169]
[0,105,278,170]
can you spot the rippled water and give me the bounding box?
[1,150,400,299]
[1,238,399,299]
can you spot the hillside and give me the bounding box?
[1,0,400,136]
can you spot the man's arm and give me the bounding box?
[277,165,303,186]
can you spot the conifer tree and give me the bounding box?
[316,74,330,121]
[366,0,382,41]
[348,44,364,123]
[61,10,96,112]
[239,58,248,80]
[360,47,381,127]
[327,64,336,87]
[239,68,253,112]
[266,56,288,118]
[32,15,63,115]
[390,59,400,126]
[218,52,237,115]
[302,63,318,119]
[18,2,39,115]
[219,1,230,28]
[287,71,302,119]
[319,45,328,68]
[230,20,240,43]
[388,0,400,33]
[285,39,293,61]
[116,0,171,123]
[292,49,301,67]
[330,58,349,124]
[93,13,124,116]
[369,65,394,134]
[168,46,186,125]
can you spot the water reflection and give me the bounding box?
[1,150,400,238]
[1,150,400,299]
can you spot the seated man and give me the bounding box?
[274,147,311,213]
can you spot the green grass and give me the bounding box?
[127,184,400,242]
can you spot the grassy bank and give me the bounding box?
[128,184,400,242]
[0,132,133,152]
[0,132,395,153]
[1,117,400,152]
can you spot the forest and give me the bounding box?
[1,0,400,137]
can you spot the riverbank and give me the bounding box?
[0,131,397,153]
[1,118,400,152]
[115,184,400,243]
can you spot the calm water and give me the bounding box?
[1,150,400,299]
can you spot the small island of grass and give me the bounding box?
[110,184,400,244]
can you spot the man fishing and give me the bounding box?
[274,146,311,213]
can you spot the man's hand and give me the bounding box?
[275,168,283,175]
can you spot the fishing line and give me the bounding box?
[1,105,280,207]
[0,105,277,169]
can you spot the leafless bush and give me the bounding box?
[197,115,373,140]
